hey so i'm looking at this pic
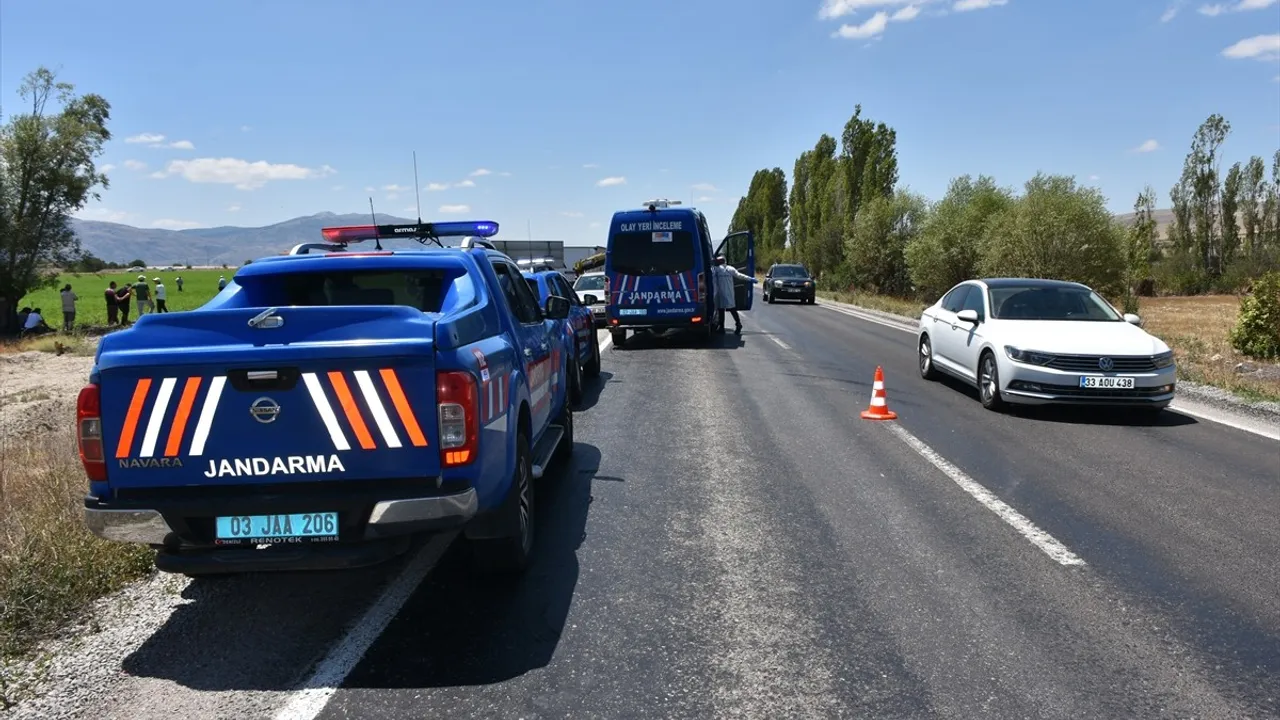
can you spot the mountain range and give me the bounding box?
[73,208,1183,266]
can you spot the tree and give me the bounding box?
[1186,114,1231,276]
[1221,162,1242,271]
[839,105,898,227]
[905,175,1014,299]
[728,168,788,268]
[1266,150,1280,249]
[0,67,111,334]
[978,173,1124,295]
[1123,186,1159,312]
[1169,173,1194,255]
[1241,156,1267,258]
[845,190,928,296]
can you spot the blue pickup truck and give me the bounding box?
[77,220,574,576]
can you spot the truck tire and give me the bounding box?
[611,328,626,347]
[470,432,534,575]
[584,336,601,378]
[553,399,574,467]
[568,347,583,406]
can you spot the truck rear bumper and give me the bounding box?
[84,488,478,546]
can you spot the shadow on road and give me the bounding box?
[120,443,602,692]
[575,369,613,412]
[933,374,1198,427]
[611,327,744,351]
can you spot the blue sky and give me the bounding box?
[2,0,1278,247]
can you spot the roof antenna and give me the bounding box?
[412,150,423,225]
[368,197,383,250]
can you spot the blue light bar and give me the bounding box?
[431,221,499,238]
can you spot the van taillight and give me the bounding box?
[436,370,478,467]
[77,385,107,481]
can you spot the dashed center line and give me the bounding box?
[885,423,1087,567]
[771,336,791,351]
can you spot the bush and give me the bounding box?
[1229,271,1280,359]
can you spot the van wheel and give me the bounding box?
[470,432,534,574]
[611,328,626,346]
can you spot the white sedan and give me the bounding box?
[916,278,1177,413]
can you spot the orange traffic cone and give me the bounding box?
[860,366,898,420]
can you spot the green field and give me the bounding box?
[18,268,233,329]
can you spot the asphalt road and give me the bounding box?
[20,298,1279,720]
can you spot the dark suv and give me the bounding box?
[763,264,815,304]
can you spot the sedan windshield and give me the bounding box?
[772,265,810,279]
[989,286,1122,321]
[574,274,605,291]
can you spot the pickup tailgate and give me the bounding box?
[97,306,440,489]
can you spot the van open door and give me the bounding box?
[716,230,756,311]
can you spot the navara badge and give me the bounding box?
[250,397,281,424]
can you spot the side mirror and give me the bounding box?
[582,294,599,305]
[544,295,571,320]
[1124,313,1142,326]
[956,309,980,324]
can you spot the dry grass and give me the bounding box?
[818,290,928,319]
[0,335,96,357]
[0,430,154,665]
[1138,295,1280,402]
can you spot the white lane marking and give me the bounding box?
[598,329,613,353]
[273,535,454,720]
[138,377,176,457]
[354,370,402,449]
[771,336,791,351]
[302,372,351,452]
[188,375,226,456]
[1166,401,1280,442]
[885,423,1087,567]
[819,300,916,334]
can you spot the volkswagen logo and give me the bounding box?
[249,397,281,424]
[1097,357,1114,371]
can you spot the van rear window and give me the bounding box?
[609,231,696,275]
[241,270,450,312]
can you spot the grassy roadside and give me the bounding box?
[0,341,154,702]
[816,290,1280,404]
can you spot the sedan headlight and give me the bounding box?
[1152,350,1175,369]
[1004,345,1055,365]
[774,280,784,287]
[803,281,812,287]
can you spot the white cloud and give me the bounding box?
[597,176,627,187]
[583,163,599,168]
[100,163,116,173]
[1089,174,1101,181]
[1198,3,1226,15]
[469,168,492,177]
[1222,33,1280,60]
[818,0,914,21]
[153,157,337,190]
[383,184,410,193]
[692,182,719,192]
[1160,4,1180,21]
[1201,0,1278,13]
[76,206,133,223]
[589,222,602,228]
[149,171,166,179]
[168,140,195,150]
[560,211,585,217]
[151,218,201,230]
[227,204,241,212]
[498,171,512,177]
[402,206,420,214]
[125,132,165,144]
[123,159,148,171]
[455,179,476,188]
[833,11,889,38]
[438,204,470,214]
[953,0,1007,11]
[1133,139,1161,153]
[892,4,921,20]
[695,196,715,202]
[426,182,449,191]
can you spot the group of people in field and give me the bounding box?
[15,271,226,338]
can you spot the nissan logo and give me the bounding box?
[1097,357,1114,371]
[249,397,281,424]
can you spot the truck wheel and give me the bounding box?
[611,328,626,346]
[584,336,601,377]
[553,400,574,467]
[470,432,534,574]
[568,348,583,406]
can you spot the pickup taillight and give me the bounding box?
[77,384,107,481]
[436,370,478,467]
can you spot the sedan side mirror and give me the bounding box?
[544,295,570,320]
[582,294,599,306]
[956,309,980,324]
[1123,313,1142,326]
